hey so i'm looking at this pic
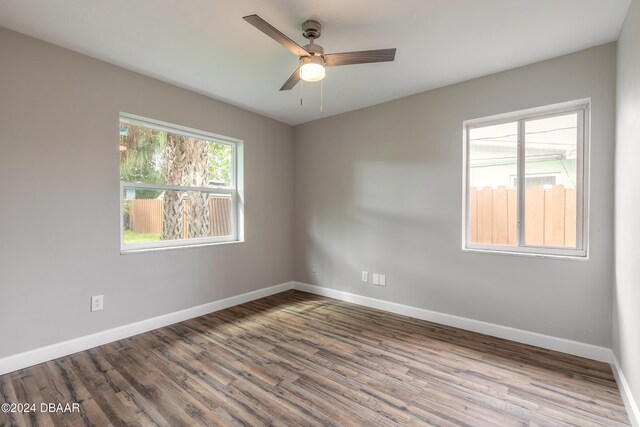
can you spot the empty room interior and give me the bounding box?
[1,0,640,425]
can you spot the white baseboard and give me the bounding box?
[293,282,612,363]
[0,282,294,376]
[611,352,640,426]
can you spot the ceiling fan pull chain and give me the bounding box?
[300,79,303,107]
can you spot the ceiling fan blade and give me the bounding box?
[324,48,396,67]
[280,67,301,91]
[243,14,309,57]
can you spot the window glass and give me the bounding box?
[119,115,240,252]
[524,113,578,248]
[468,122,518,246]
[464,102,587,257]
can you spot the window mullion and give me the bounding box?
[517,119,525,247]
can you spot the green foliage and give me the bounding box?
[123,229,161,244]
[120,126,167,198]
[208,142,233,185]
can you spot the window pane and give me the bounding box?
[208,142,233,187]
[468,122,518,246]
[119,121,233,188]
[524,113,578,248]
[119,123,167,185]
[123,187,233,245]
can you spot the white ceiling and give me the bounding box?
[0,0,630,125]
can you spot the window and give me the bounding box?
[119,113,243,252]
[463,100,589,257]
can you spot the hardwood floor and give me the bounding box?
[0,290,630,426]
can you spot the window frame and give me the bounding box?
[119,113,244,254]
[462,99,590,258]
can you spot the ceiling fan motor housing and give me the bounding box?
[302,20,321,40]
[304,43,324,56]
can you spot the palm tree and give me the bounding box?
[186,138,210,238]
[162,134,210,240]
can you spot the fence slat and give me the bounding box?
[182,200,188,239]
[478,187,493,244]
[210,198,217,236]
[544,185,566,247]
[469,188,478,244]
[223,198,229,234]
[492,186,509,245]
[564,188,577,247]
[507,188,517,245]
[215,198,222,236]
[525,186,545,246]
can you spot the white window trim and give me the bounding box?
[461,99,590,259]
[119,113,244,254]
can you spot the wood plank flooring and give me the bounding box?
[0,290,630,426]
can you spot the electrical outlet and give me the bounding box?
[379,274,386,287]
[361,271,368,282]
[91,295,104,312]
[372,273,379,285]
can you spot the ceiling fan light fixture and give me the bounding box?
[299,56,325,82]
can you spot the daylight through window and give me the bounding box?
[464,101,589,257]
[119,114,242,252]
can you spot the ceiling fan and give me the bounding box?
[243,14,397,91]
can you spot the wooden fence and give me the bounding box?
[468,185,576,247]
[127,196,232,238]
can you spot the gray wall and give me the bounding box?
[0,27,294,358]
[614,0,640,409]
[294,43,616,346]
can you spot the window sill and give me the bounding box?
[121,239,243,255]
[462,247,588,261]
